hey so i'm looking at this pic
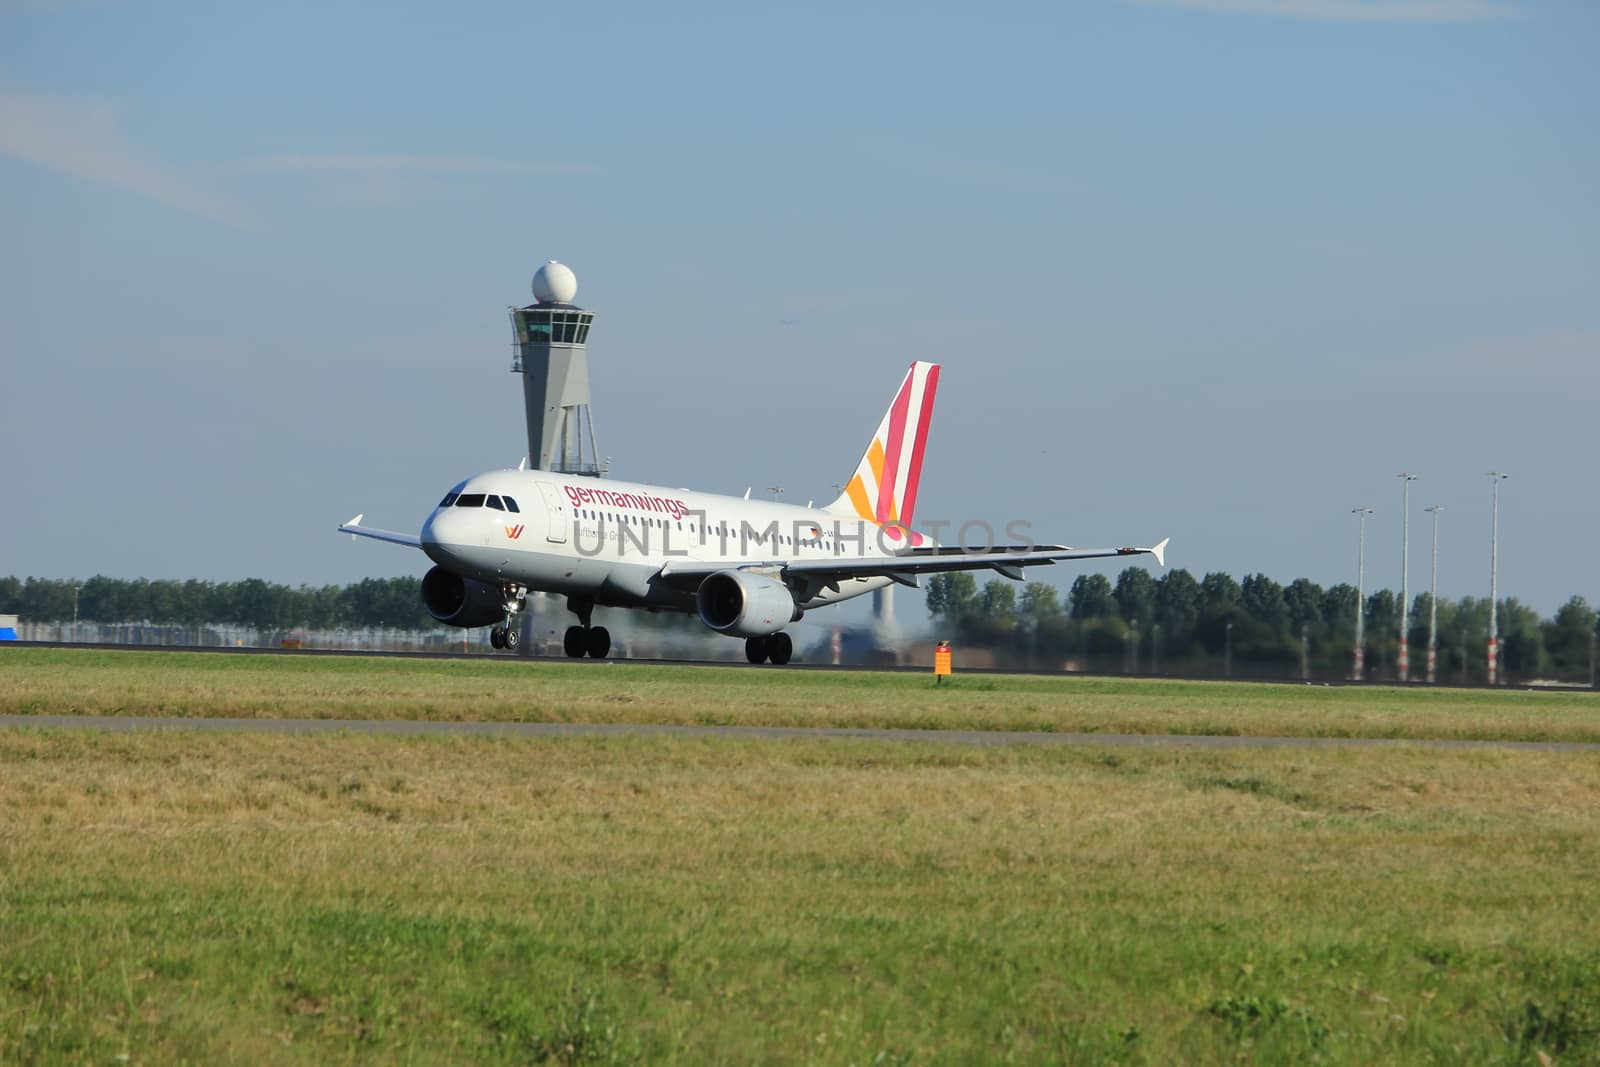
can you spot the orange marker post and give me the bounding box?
[934,640,952,684]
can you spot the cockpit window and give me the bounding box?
[502,496,520,513]
[486,495,505,511]
[439,492,458,508]
[455,493,486,508]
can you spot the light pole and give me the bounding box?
[1424,505,1443,684]
[1352,507,1374,681]
[1224,620,1233,678]
[1487,472,1508,685]
[1398,472,1418,682]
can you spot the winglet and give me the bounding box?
[1149,537,1169,568]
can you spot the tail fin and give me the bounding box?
[825,361,940,542]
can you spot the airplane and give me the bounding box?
[338,361,1168,664]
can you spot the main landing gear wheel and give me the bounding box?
[561,598,610,660]
[745,632,793,666]
[564,624,611,659]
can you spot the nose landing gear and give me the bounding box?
[488,585,526,651]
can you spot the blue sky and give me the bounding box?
[2,0,1595,623]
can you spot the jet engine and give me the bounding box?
[696,570,801,638]
[420,565,504,629]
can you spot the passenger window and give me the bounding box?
[503,496,520,513]
[455,494,486,508]
[486,495,505,511]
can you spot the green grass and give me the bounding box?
[2,646,1597,742]
[1,730,1598,1064]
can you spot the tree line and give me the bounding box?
[5,570,1596,682]
[927,569,1599,684]
[0,576,438,632]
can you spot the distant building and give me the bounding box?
[0,614,17,641]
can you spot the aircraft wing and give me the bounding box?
[657,538,1168,588]
[338,514,422,549]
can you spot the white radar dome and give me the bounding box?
[531,260,578,304]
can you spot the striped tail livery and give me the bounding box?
[825,360,940,545]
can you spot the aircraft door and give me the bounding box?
[536,482,569,544]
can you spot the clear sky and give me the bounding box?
[2,0,1595,623]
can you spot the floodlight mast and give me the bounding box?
[1424,505,1444,684]
[1487,472,1508,685]
[1398,473,1418,682]
[1352,506,1374,681]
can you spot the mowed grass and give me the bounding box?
[1,729,1597,1064]
[2,646,1599,742]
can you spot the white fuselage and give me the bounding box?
[421,469,898,614]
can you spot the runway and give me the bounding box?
[3,714,1596,752]
[6,640,1576,692]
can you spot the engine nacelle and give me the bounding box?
[420,565,504,629]
[696,570,800,638]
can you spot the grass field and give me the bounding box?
[2,647,1598,742]
[2,648,1599,1063]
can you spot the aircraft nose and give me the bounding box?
[421,507,470,566]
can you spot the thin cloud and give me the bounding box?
[0,92,250,227]
[1391,328,1598,380]
[242,153,590,175]
[1132,0,1513,20]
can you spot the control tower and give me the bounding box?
[509,261,605,476]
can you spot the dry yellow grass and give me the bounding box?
[2,727,1598,1063]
